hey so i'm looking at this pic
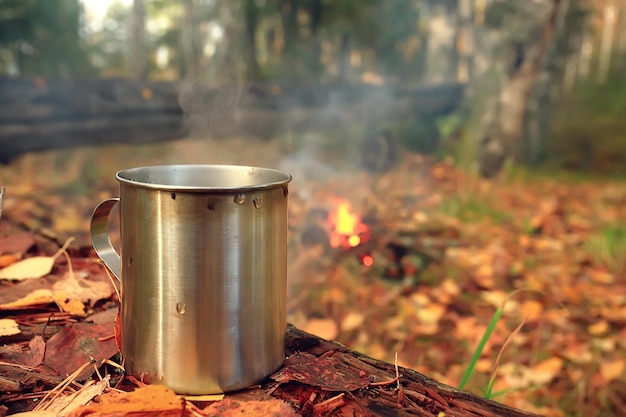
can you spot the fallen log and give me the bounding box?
[253,324,540,417]
[0,77,465,163]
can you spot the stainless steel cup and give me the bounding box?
[90,164,291,394]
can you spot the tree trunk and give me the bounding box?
[130,0,147,80]
[181,0,199,80]
[243,0,262,80]
[478,0,563,178]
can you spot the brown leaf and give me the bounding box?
[0,232,35,255]
[43,323,117,381]
[600,359,625,383]
[302,318,338,340]
[52,271,114,314]
[22,335,46,368]
[0,288,54,310]
[65,384,184,417]
[203,399,299,417]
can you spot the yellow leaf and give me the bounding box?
[302,318,338,341]
[0,318,20,336]
[415,303,446,325]
[521,300,544,322]
[341,312,365,332]
[589,269,615,285]
[530,357,563,385]
[65,384,183,416]
[588,321,609,336]
[0,289,54,309]
[53,291,86,316]
[181,394,225,402]
[600,359,625,383]
[0,256,55,280]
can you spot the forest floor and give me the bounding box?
[1,136,626,416]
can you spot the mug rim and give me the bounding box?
[115,164,292,191]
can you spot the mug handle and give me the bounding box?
[90,198,121,281]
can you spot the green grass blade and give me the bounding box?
[458,307,503,390]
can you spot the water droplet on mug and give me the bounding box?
[176,303,186,315]
[234,193,245,204]
[171,192,176,200]
[127,257,133,267]
[283,185,289,197]
[253,196,262,208]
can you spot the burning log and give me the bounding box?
[298,200,455,293]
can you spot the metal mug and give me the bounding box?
[90,164,291,394]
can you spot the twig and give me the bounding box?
[0,186,5,220]
[34,359,93,411]
[0,361,36,371]
[312,393,345,415]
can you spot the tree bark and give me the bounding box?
[181,0,199,80]
[243,0,262,80]
[227,325,542,417]
[130,0,148,80]
[478,0,563,178]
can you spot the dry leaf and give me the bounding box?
[39,375,111,416]
[203,399,298,417]
[588,321,609,336]
[530,357,564,385]
[415,303,446,325]
[0,253,19,268]
[0,288,54,310]
[22,335,46,368]
[66,384,184,417]
[600,359,625,383]
[341,312,365,332]
[0,318,20,337]
[0,238,73,281]
[520,300,543,322]
[303,318,338,340]
[52,271,114,315]
[0,256,56,280]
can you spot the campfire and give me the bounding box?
[327,200,370,251]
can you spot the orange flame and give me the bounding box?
[328,200,369,250]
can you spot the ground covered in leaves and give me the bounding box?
[1,137,626,416]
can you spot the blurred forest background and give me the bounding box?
[0,0,625,175]
[3,2,626,416]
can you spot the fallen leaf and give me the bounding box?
[22,335,46,368]
[0,232,36,255]
[520,299,544,322]
[415,302,446,325]
[588,321,609,336]
[0,256,56,280]
[52,271,114,313]
[38,375,110,416]
[600,359,625,383]
[529,357,564,385]
[203,399,298,417]
[65,384,184,417]
[43,322,117,381]
[341,312,365,332]
[53,291,86,316]
[302,318,338,340]
[0,288,54,310]
[0,253,19,268]
[0,318,20,336]
[589,269,614,285]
